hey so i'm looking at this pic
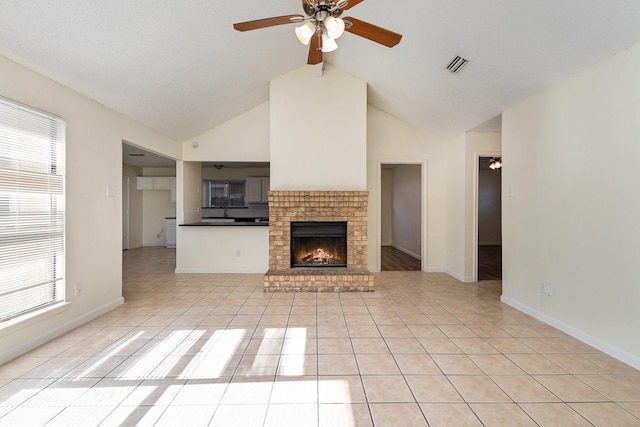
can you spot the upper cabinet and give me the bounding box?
[136,176,154,190]
[137,176,176,202]
[246,177,269,203]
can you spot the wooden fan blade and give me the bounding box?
[343,16,402,47]
[233,15,304,32]
[307,34,323,65]
[342,0,365,10]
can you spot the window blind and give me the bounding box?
[0,97,65,322]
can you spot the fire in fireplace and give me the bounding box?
[291,221,347,268]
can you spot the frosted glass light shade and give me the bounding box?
[295,22,316,45]
[321,34,338,52]
[324,17,345,39]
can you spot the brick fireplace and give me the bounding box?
[264,191,374,292]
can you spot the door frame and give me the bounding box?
[377,160,427,272]
[472,151,501,281]
[122,175,130,250]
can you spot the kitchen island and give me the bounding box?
[175,219,269,273]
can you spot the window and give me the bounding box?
[0,96,65,322]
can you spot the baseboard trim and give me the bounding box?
[175,268,267,274]
[0,297,124,366]
[443,269,475,283]
[391,244,421,261]
[501,296,640,371]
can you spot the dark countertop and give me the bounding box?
[180,221,268,227]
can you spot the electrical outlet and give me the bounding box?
[75,283,82,296]
[540,281,553,296]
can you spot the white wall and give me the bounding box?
[368,106,447,272]
[444,133,466,279]
[444,132,501,281]
[465,133,502,280]
[123,164,143,248]
[502,41,640,368]
[0,55,177,363]
[176,226,268,273]
[139,167,176,246]
[478,169,502,245]
[392,165,422,258]
[270,65,367,191]
[182,102,270,162]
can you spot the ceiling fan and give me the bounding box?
[233,0,402,65]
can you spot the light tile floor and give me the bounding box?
[1,247,639,426]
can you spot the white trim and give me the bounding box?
[175,268,267,274]
[473,150,502,283]
[378,160,428,273]
[501,296,640,371]
[443,269,475,283]
[391,244,422,260]
[0,302,70,337]
[381,241,392,247]
[0,297,124,365]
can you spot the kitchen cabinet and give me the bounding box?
[246,177,269,203]
[136,177,154,190]
[153,177,172,190]
[137,177,176,203]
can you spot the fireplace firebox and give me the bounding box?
[291,222,347,268]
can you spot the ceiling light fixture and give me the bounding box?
[321,34,338,52]
[324,16,345,39]
[295,21,316,45]
[235,0,402,66]
[489,157,502,170]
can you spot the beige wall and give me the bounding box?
[502,41,640,368]
[391,164,422,258]
[444,132,501,281]
[270,65,367,191]
[0,55,176,363]
[367,106,447,272]
[380,168,393,246]
[123,164,143,249]
[182,102,270,162]
[139,167,176,247]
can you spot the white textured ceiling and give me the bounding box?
[2,1,640,141]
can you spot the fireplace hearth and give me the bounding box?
[264,191,374,292]
[291,222,347,268]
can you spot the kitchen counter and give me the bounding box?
[181,221,268,226]
[176,222,269,273]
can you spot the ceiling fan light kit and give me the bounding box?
[233,0,402,66]
[295,21,316,45]
[321,34,338,52]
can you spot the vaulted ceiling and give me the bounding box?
[2,1,640,141]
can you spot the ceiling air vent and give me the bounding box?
[128,153,144,157]
[446,55,470,74]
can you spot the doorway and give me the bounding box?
[477,157,502,280]
[122,176,130,250]
[380,163,422,271]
